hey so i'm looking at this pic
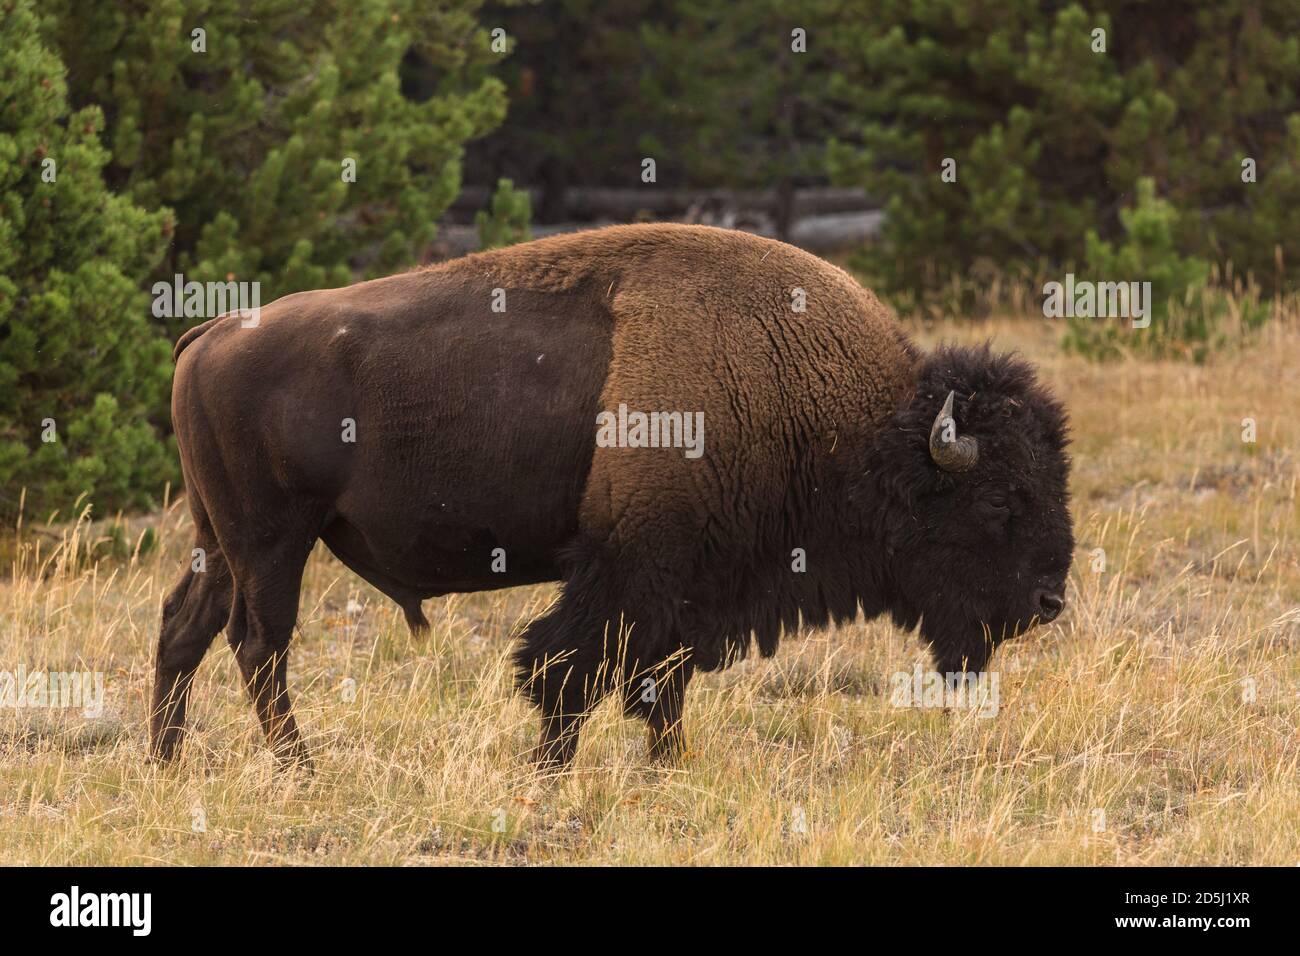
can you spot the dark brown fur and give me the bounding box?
[152,223,1072,769]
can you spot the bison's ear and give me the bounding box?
[929,391,979,472]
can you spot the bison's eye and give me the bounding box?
[976,496,1011,529]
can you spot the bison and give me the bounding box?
[151,223,1073,769]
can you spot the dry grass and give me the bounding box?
[1,315,1297,865]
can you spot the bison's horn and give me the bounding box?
[929,391,979,472]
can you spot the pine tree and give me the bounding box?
[822,0,1300,306]
[476,177,531,248]
[47,0,509,327]
[464,0,667,221]
[0,0,173,522]
[638,0,829,239]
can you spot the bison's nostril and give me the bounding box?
[1034,589,1065,621]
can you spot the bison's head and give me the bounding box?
[861,345,1073,675]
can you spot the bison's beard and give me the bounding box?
[897,601,1027,676]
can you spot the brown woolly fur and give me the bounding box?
[154,223,1072,769]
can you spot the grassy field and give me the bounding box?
[1,314,1297,865]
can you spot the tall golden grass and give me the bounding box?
[0,311,1296,865]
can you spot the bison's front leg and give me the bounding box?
[533,706,584,769]
[623,655,693,763]
[515,582,631,770]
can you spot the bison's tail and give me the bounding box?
[172,318,220,363]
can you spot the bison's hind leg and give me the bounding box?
[150,538,233,762]
[223,523,323,770]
